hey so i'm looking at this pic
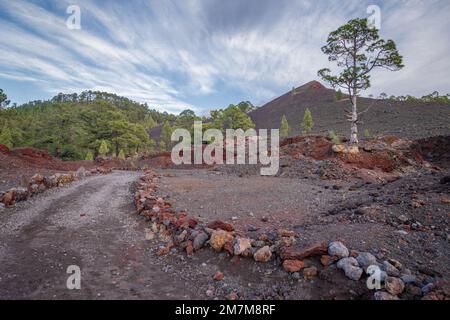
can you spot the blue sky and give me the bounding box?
[0,0,449,114]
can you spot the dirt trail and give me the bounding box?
[0,171,196,299]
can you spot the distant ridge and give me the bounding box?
[248,81,450,140]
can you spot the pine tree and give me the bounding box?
[280,115,291,138]
[160,121,172,150]
[291,87,296,97]
[318,18,403,144]
[0,128,13,148]
[98,140,109,157]
[85,150,94,161]
[301,108,314,134]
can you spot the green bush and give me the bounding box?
[328,130,341,144]
[301,108,314,134]
[85,151,94,161]
[280,115,291,138]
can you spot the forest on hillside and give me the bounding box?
[0,89,256,160]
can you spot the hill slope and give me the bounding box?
[249,81,450,139]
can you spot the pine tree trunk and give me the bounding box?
[350,95,359,145]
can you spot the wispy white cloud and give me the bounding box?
[0,0,448,113]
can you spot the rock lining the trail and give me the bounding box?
[0,167,112,208]
[133,169,447,300]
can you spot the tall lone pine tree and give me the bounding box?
[318,18,404,145]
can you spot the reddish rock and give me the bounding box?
[1,190,15,206]
[185,241,194,255]
[385,277,405,295]
[283,259,305,272]
[157,243,174,256]
[303,266,318,280]
[31,174,44,184]
[280,242,328,260]
[350,250,359,258]
[207,220,235,232]
[175,215,198,229]
[321,255,338,266]
[277,229,296,237]
[210,230,234,252]
[223,241,234,256]
[187,218,198,229]
[213,271,224,281]
[254,246,272,262]
[233,237,252,255]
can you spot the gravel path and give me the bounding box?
[0,171,197,299]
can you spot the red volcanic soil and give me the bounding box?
[0,144,96,190]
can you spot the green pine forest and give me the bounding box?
[0,89,256,160]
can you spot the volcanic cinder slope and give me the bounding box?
[248,81,450,140]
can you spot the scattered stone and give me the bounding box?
[345,265,364,281]
[213,271,224,281]
[388,258,402,269]
[223,241,234,256]
[75,167,86,178]
[398,214,409,224]
[207,220,235,232]
[406,285,422,296]
[280,242,328,260]
[193,232,209,251]
[210,230,234,252]
[337,257,363,280]
[421,283,434,295]
[233,237,252,256]
[382,261,400,277]
[144,229,155,241]
[0,203,5,211]
[1,190,15,206]
[303,266,318,280]
[337,257,359,269]
[328,241,349,258]
[205,289,214,298]
[246,225,259,232]
[254,246,272,262]
[374,291,399,300]
[252,240,266,248]
[157,243,174,256]
[176,230,188,243]
[227,292,239,300]
[185,241,194,255]
[385,277,405,295]
[356,252,377,269]
[282,260,305,273]
[320,255,338,266]
[261,216,269,222]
